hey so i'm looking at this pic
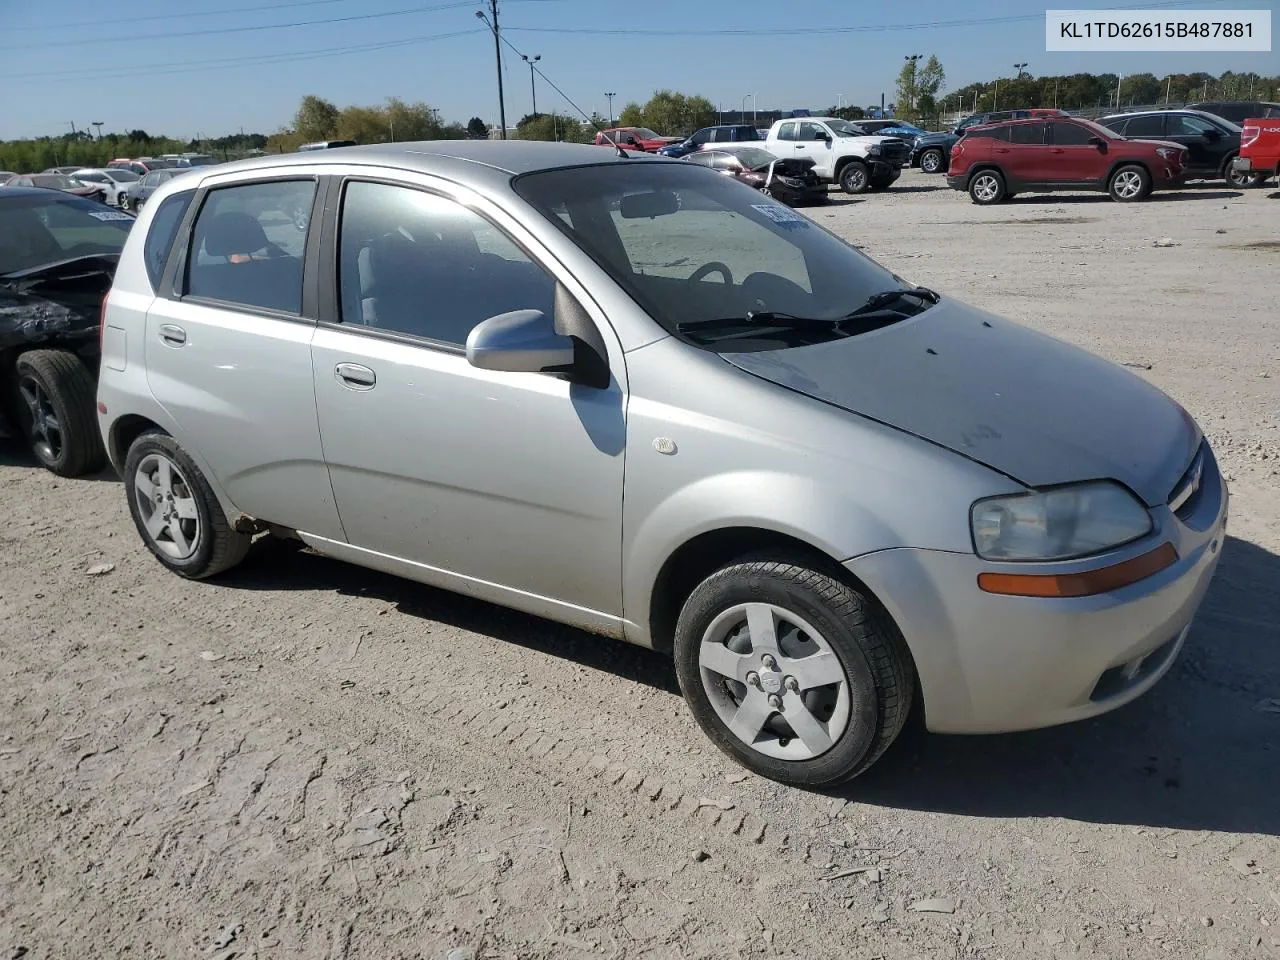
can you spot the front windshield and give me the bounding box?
[31,175,74,189]
[514,163,909,351]
[631,128,661,140]
[827,120,865,137]
[0,193,131,274]
[1074,117,1122,140]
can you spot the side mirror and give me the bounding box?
[814,131,830,141]
[466,310,575,375]
[1202,128,1222,140]
[1088,135,1106,147]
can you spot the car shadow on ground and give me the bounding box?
[843,534,1280,835]
[1008,189,1244,204]
[0,439,118,481]
[882,183,949,194]
[218,536,682,695]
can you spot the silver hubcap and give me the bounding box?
[698,603,851,761]
[973,175,999,202]
[18,376,62,463]
[844,167,866,191]
[1114,170,1142,198]
[133,453,201,560]
[922,152,941,172]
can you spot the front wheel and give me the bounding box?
[123,431,251,579]
[968,169,1005,204]
[14,349,105,477]
[919,148,945,174]
[1109,164,1151,202]
[673,557,914,787]
[838,161,870,194]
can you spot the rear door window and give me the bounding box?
[186,179,316,314]
[1009,123,1047,145]
[777,122,797,141]
[144,190,195,290]
[1123,114,1165,137]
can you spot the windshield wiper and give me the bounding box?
[677,310,834,333]
[842,286,939,320]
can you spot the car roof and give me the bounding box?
[0,185,71,199]
[1100,108,1222,122]
[182,140,665,190]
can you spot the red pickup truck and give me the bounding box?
[1233,118,1280,184]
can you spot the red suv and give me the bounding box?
[946,116,1187,204]
[593,126,679,152]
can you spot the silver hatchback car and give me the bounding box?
[96,142,1227,786]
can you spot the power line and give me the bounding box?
[503,0,1236,37]
[0,0,477,51]
[1,29,486,86]
[4,0,353,32]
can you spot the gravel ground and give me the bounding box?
[2,171,1278,960]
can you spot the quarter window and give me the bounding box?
[144,190,194,290]
[337,180,556,346]
[186,179,315,314]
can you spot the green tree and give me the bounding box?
[1119,72,1161,106]
[294,95,339,141]
[466,117,490,140]
[616,103,644,127]
[516,113,590,143]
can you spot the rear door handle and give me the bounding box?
[334,362,376,390]
[1051,148,1065,154]
[158,323,186,346]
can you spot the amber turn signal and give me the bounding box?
[977,543,1179,598]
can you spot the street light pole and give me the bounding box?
[1013,61,1028,80]
[903,54,922,112]
[475,4,507,139]
[605,91,616,127]
[521,54,541,117]
[92,121,104,140]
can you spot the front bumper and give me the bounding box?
[845,446,1228,734]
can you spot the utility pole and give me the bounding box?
[1165,75,1172,105]
[605,92,616,127]
[522,54,541,117]
[1116,73,1124,109]
[993,78,1000,111]
[475,3,507,139]
[904,54,922,112]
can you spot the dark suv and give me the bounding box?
[946,116,1186,204]
[954,108,1068,136]
[657,125,760,158]
[1098,109,1256,186]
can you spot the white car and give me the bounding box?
[70,168,141,208]
[763,117,912,194]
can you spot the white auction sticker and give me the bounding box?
[1046,9,1271,51]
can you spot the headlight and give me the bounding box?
[970,481,1152,561]
[1155,147,1181,162]
[866,145,882,157]
[776,176,804,187]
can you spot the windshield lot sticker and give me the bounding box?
[752,203,808,229]
[87,210,134,221]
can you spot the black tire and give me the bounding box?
[13,349,105,477]
[1108,164,1151,202]
[968,169,1005,205]
[1224,155,1250,188]
[123,430,251,579]
[919,148,945,174]
[838,161,871,194]
[673,557,914,787]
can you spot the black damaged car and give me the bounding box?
[1,187,134,475]
[684,145,827,205]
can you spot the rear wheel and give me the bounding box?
[1109,164,1151,202]
[838,161,870,194]
[919,148,945,174]
[673,556,914,787]
[968,169,1005,204]
[14,349,105,477]
[123,431,251,579]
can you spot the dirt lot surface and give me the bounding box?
[2,173,1278,960]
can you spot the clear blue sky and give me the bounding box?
[2,0,1274,139]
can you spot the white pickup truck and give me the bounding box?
[763,117,912,193]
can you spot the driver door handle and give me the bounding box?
[335,362,376,390]
[1051,148,1065,154]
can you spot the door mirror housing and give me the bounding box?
[1088,135,1107,147]
[1202,128,1222,140]
[466,310,575,376]
[814,130,831,142]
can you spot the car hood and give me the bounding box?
[1121,138,1194,152]
[916,131,958,145]
[720,298,1200,507]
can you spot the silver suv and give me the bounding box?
[96,142,1226,786]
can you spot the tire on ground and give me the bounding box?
[839,161,871,194]
[1108,163,1151,202]
[14,348,105,477]
[123,430,252,579]
[673,555,915,787]
[968,169,1006,205]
